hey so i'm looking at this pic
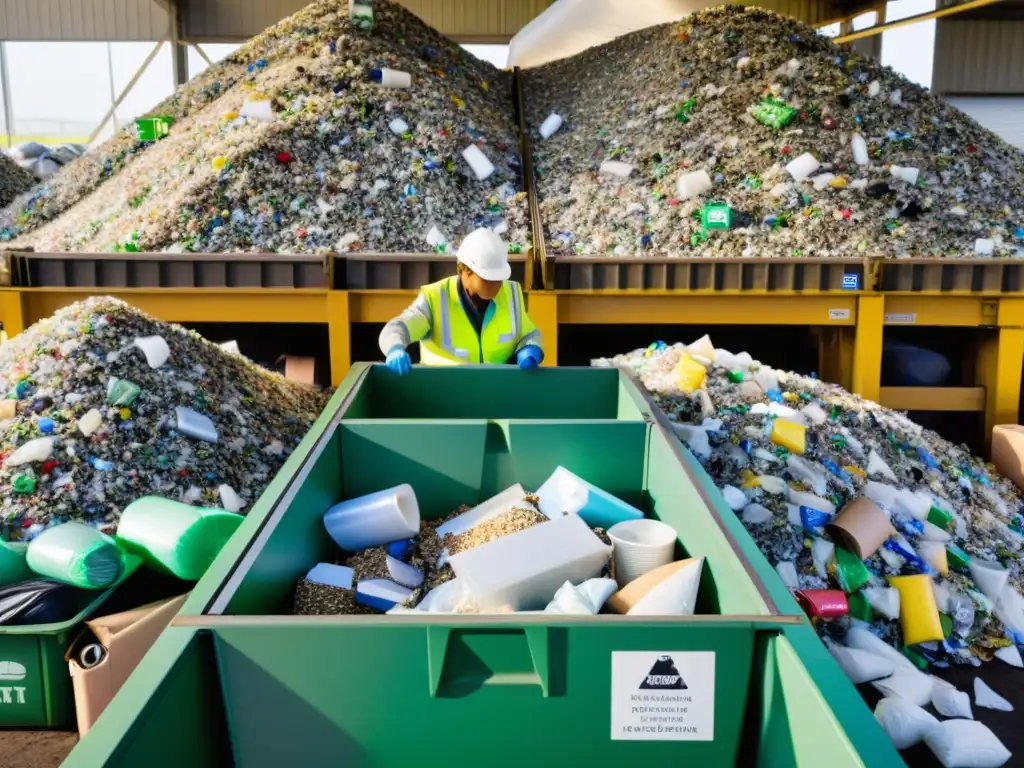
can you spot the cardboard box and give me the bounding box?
[67,593,188,736]
[992,425,1024,490]
[277,354,315,384]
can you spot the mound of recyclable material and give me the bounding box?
[0,153,33,210]
[0,298,328,541]
[0,0,528,255]
[525,5,1024,259]
[595,341,1024,664]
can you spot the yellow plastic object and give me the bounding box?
[740,469,760,489]
[770,418,806,455]
[212,157,228,171]
[844,464,865,478]
[674,353,706,393]
[890,574,944,645]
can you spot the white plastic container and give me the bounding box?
[975,238,995,256]
[372,68,412,88]
[599,161,634,178]
[607,518,677,586]
[133,336,170,368]
[785,153,821,183]
[676,170,712,200]
[539,113,563,139]
[462,144,495,181]
[536,467,643,529]
[436,484,531,538]
[449,514,611,611]
[175,407,218,443]
[323,484,420,551]
[890,165,920,185]
[851,134,870,166]
[388,118,409,135]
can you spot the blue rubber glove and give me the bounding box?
[516,345,543,370]
[385,345,411,376]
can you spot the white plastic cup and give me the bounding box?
[323,484,420,552]
[607,519,677,587]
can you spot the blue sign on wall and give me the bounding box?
[842,273,860,290]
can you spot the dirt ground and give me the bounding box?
[0,731,77,768]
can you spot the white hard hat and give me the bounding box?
[456,228,511,281]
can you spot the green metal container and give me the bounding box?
[0,558,140,727]
[63,366,905,767]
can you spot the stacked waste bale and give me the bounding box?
[0,153,33,210]
[525,5,1024,259]
[597,341,1024,658]
[0,298,329,540]
[0,0,528,255]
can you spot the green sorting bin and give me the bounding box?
[64,366,903,767]
[0,557,140,727]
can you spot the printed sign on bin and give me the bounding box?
[610,651,715,741]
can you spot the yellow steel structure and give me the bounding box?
[1,286,1021,451]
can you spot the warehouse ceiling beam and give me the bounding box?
[169,0,189,86]
[87,41,166,145]
[833,0,1007,41]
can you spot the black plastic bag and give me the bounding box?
[0,579,93,626]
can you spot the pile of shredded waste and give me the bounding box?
[0,298,329,540]
[596,340,1024,660]
[0,153,33,210]
[0,0,527,255]
[525,5,1024,259]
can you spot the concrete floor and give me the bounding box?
[0,730,77,768]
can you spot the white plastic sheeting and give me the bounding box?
[507,0,707,69]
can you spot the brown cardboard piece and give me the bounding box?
[826,497,895,560]
[605,558,698,614]
[67,593,188,736]
[992,425,1024,491]
[0,400,15,422]
[277,355,315,384]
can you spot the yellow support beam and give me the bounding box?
[526,292,559,366]
[976,328,1024,447]
[852,295,884,403]
[16,288,329,326]
[0,289,25,336]
[348,290,416,324]
[879,387,986,412]
[833,0,1007,43]
[327,291,351,387]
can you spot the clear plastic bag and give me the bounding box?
[871,668,935,708]
[826,639,895,684]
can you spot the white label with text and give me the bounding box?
[611,651,715,741]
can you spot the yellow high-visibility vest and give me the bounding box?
[419,276,533,365]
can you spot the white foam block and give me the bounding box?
[449,514,610,611]
[436,485,531,538]
[462,144,495,181]
[599,161,634,178]
[305,563,354,590]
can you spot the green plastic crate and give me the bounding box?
[135,116,174,142]
[63,367,904,767]
[0,557,140,727]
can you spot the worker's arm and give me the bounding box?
[514,283,544,369]
[378,293,432,375]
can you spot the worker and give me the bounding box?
[378,228,544,374]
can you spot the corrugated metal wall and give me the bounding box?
[0,0,850,43]
[933,19,1024,94]
[0,0,170,41]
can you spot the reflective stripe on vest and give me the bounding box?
[438,279,469,360]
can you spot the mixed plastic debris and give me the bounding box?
[0,298,328,540]
[0,153,34,210]
[525,5,1024,259]
[0,0,529,255]
[596,338,1023,763]
[295,471,702,618]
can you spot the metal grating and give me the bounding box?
[876,258,1023,293]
